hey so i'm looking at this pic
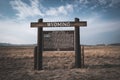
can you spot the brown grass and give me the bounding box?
[0,46,120,80]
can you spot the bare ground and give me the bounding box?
[0,46,120,80]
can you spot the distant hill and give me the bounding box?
[96,44,106,46]
[0,42,120,47]
[0,43,36,47]
[108,43,120,46]
[0,43,13,46]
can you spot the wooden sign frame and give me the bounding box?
[31,18,87,70]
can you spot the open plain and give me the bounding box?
[0,46,120,80]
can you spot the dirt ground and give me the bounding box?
[0,46,120,80]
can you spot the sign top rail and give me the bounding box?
[31,19,87,28]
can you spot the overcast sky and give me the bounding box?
[0,0,120,45]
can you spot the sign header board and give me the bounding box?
[31,21,87,27]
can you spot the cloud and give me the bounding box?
[0,14,3,17]
[10,0,73,19]
[45,4,73,16]
[80,14,120,45]
[78,0,120,6]
[109,0,120,7]
[3,0,119,44]
[10,0,44,19]
[98,0,107,5]
[0,19,37,44]
[1,14,119,44]
[0,14,6,19]
[81,15,120,36]
[77,0,120,10]
[79,0,88,4]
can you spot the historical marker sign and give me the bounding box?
[43,31,74,51]
[30,18,87,70]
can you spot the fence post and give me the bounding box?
[81,45,84,68]
[75,18,82,68]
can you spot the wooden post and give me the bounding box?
[75,18,81,68]
[81,45,84,68]
[37,19,43,70]
[34,46,37,70]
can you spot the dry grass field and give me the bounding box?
[0,46,120,80]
